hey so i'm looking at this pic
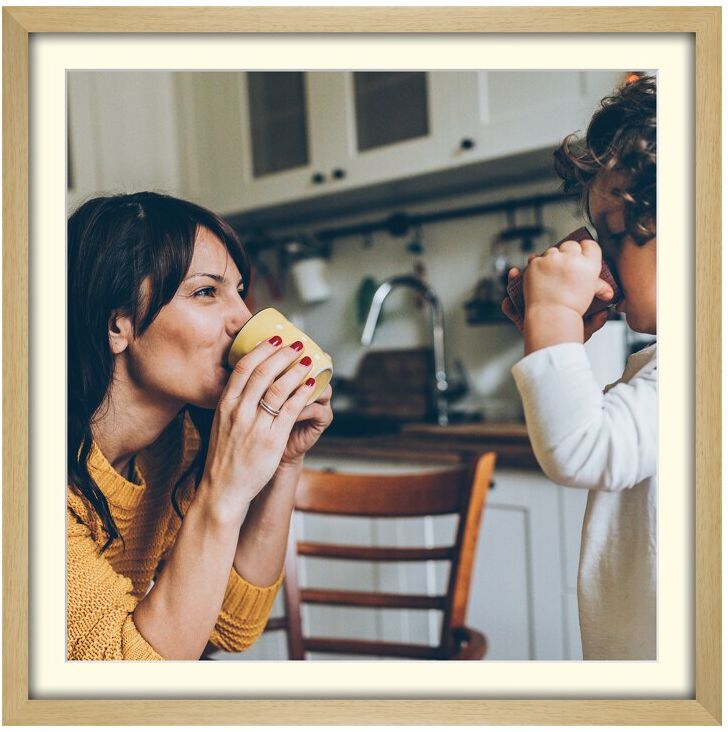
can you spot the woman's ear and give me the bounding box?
[108,311,134,354]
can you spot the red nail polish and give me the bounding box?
[300,356,312,367]
[305,377,316,387]
[290,340,304,351]
[268,335,282,346]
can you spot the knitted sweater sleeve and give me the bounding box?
[155,516,283,653]
[207,566,284,652]
[67,509,163,660]
[152,415,284,653]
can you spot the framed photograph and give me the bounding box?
[3,6,721,725]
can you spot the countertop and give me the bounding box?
[312,420,539,469]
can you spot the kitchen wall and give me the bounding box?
[249,178,629,419]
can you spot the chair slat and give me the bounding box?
[263,617,288,632]
[297,541,454,562]
[301,588,447,610]
[304,637,442,659]
[296,467,470,516]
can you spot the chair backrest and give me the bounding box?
[274,451,496,660]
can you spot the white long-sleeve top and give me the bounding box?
[512,341,657,660]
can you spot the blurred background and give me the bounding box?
[67,70,655,661]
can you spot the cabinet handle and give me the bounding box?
[331,168,347,180]
[311,172,326,184]
[460,138,476,151]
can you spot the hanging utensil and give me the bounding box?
[405,224,427,310]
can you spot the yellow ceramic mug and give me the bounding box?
[228,307,333,406]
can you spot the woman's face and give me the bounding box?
[123,227,252,410]
[588,170,657,335]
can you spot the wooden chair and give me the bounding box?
[264,451,496,660]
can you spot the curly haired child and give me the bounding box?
[502,73,657,659]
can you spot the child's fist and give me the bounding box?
[523,238,614,318]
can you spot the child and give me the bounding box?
[502,74,656,660]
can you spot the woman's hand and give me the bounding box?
[279,383,334,469]
[230,381,332,588]
[197,337,316,525]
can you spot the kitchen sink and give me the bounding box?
[326,412,405,437]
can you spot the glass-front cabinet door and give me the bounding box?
[240,72,337,209]
[352,72,430,153]
[321,71,454,189]
[246,71,310,178]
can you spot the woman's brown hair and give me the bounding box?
[68,192,249,552]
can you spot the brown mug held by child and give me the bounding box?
[506,227,623,320]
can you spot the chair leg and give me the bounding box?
[199,641,218,660]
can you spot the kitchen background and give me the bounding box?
[67,70,654,661]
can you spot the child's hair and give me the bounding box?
[554,72,656,245]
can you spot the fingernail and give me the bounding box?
[290,340,304,351]
[268,335,282,346]
[300,356,312,367]
[305,377,316,387]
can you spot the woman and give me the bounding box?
[67,191,333,660]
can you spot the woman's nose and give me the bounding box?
[228,295,252,336]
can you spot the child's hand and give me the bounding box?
[516,239,614,355]
[523,238,614,319]
[502,261,610,343]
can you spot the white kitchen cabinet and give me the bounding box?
[317,72,455,194]
[68,70,626,217]
[173,72,248,216]
[449,71,626,169]
[237,71,455,212]
[233,70,625,213]
[230,460,587,662]
[470,470,561,660]
[67,70,250,216]
[66,71,189,214]
[236,72,337,213]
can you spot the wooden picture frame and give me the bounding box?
[3,6,721,725]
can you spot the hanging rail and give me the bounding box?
[315,190,579,243]
[242,189,579,254]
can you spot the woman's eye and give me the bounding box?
[193,287,215,298]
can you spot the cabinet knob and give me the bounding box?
[311,172,326,184]
[332,168,347,180]
[460,138,476,151]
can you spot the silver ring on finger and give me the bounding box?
[258,398,281,417]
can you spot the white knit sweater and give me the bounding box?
[512,341,657,660]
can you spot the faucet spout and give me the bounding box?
[360,279,395,347]
[360,275,450,425]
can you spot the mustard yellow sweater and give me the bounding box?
[67,413,283,660]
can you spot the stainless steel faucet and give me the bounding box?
[360,275,450,426]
